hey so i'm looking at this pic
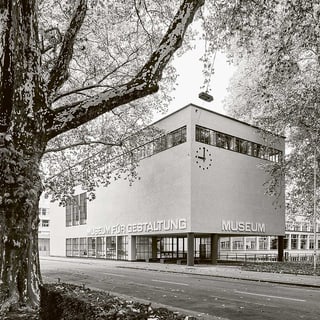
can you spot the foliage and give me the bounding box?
[37,0,191,202]
[242,261,320,276]
[222,0,320,220]
[40,283,196,320]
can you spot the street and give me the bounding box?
[40,258,320,320]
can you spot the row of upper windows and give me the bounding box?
[66,192,87,227]
[195,125,282,163]
[130,126,187,161]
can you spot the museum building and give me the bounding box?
[49,104,285,265]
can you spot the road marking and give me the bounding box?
[103,272,126,277]
[152,279,189,286]
[234,290,306,302]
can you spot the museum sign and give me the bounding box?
[87,218,187,236]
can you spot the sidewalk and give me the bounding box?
[42,256,320,288]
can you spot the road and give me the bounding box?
[40,258,320,320]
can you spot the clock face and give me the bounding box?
[195,146,213,170]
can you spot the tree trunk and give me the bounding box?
[0,1,46,313]
[0,149,43,315]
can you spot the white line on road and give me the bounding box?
[234,290,306,302]
[152,279,189,286]
[103,272,127,277]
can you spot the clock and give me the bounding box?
[195,146,213,170]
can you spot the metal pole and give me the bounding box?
[313,148,317,274]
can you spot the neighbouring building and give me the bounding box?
[49,104,286,265]
[38,196,50,256]
[219,220,320,262]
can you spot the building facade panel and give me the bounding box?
[190,106,285,236]
[49,104,286,263]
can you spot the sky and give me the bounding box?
[165,47,236,117]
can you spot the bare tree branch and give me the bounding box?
[45,0,204,140]
[47,0,87,98]
[52,84,114,103]
[45,140,122,153]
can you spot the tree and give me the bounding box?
[0,0,204,313]
[223,1,320,220]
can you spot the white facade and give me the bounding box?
[38,196,50,256]
[49,104,285,264]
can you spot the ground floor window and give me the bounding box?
[106,236,117,259]
[72,238,79,256]
[66,239,72,256]
[259,237,268,250]
[136,236,152,260]
[245,237,257,250]
[97,237,106,258]
[270,236,278,249]
[88,237,96,257]
[158,236,188,259]
[300,235,308,249]
[38,238,50,255]
[66,236,127,260]
[195,237,211,259]
[80,237,87,257]
[65,234,216,262]
[291,234,298,249]
[117,236,128,260]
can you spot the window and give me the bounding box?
[246,237,257,249]
[220,240,230,249]
[195,237,211,259]
[300,235,308,249]
[270,236,278,249]
[79,193,87,225]
[117,236,128,260]
[39,208,48,216]
[66,205,72,227]
[66,239,72,256]
[259,237,268,250]
[291,234,298,249]
[66,192,87,227]
[80,238,87,257]
[72,238,79,256]
[239,139,248,154]
[284,235,289,249]
[195,125,282,163]
[136,236,152,260]
[42,220,49,227]
[309,237,314,249]
[106,236,116,259]
[88,237,96,257]
[132,126,187,161]
[39,239,50,253]
[72,196,79,226]
[96,237,106,258]
[172,126,187,146]
[234,240,244,250]
[216,132,231,149]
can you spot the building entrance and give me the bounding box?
[136,235,212,263]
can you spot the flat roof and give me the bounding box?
[153,103,285,139]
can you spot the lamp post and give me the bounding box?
[313,148,318,274]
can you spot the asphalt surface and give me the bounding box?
[40,257,320,320]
